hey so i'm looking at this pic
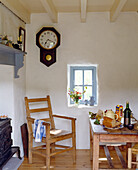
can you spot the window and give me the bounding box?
[68,65,98,105]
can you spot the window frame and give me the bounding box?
[69,65,97,105]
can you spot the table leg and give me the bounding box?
[89,122,93,161]
[93,134,99,170]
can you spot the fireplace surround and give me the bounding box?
[0,118,21,169]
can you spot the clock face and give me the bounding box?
[39,30,58,50]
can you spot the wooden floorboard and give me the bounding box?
[18,146,137,169]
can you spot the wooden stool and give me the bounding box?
[128,143,138,168]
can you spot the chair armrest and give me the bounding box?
[26,117,50,140]
[42,121,50,127]
[53,115,76,134]
[26,116,35,123]
[27,117,50,126]
[53,114,76,121]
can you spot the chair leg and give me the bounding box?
[51,143,55,157]
[128,148,132,169]
[46,124,51,170]
[73,135,76,162]
[72,137,76,163]
[28,135,33,163]
[46,143,50,170]
[29,149,32,164]
[72,119,76,163]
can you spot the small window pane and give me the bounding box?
[74,86,83,94]
[84,70,92,85]
[84,86,92,100]
[75,70,82,85]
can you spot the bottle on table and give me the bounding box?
[124,102,131,127]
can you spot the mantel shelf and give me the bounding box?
[0,44,27,78]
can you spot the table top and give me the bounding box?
[90,119,138,135]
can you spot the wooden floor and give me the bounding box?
[18,147,136,170]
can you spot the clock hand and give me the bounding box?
[45,39,53,45]
[45,39,48,45]
[48,39,54,43]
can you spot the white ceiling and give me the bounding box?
[1,0,138,23]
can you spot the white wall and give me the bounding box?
[13,64,26,154]
[0,4,26,156]
[26,12,138,149]
[0,65,26,157]
[0,65,14,116]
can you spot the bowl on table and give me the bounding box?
[128,124,134,130]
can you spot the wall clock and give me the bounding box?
[36,27,60,67]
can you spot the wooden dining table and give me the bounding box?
[89,118,138,170]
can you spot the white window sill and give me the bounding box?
[68,104,97,108]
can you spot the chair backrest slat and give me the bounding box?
[28,98,48,102]
[29,107,50,113]
[25,95,55,129]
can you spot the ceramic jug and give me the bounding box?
[105,110,118,120]
[89,96,95,106]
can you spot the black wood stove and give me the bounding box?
[0,118,21,169]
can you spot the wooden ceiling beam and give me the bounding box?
[80,0,87,23]
[110,0,127,22]
[0,0,30,23]
[40,0,57,23]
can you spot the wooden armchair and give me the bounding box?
[24,95,76,170]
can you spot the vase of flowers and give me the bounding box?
[68,87,87,106]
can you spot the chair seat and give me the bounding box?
[50,129,72,137]
[41,129,72,143]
